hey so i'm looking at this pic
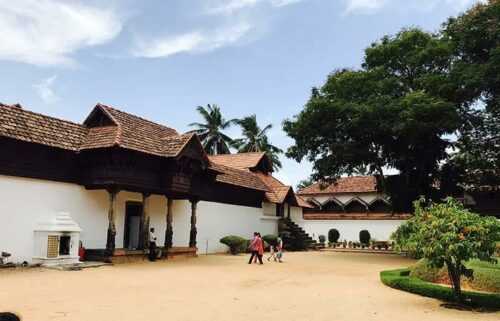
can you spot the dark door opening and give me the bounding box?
[59,235,71,256]
[124,202,143,250]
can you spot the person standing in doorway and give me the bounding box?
[149,227,157,262]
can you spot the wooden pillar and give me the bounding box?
[287,203,291,219]
[106,189,118,255]
[140,193,150,250]
[164,198,173,254]
[189,199,198,248]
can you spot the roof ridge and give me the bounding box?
[98,103,179,135]
[209,151,265,157]
[0,103,86,129]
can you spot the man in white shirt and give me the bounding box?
[148,227,157,261]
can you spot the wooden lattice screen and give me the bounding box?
[47,235,59,258]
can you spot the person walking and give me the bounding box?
[276,236,283,263]
[148,227,157,262]
[256,233,264,264]
[248,232,259,264]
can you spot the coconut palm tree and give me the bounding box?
[233,115,283,170]
[189,104,236,155]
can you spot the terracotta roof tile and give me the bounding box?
[298,176,378,195]
[209,162,268,192]
[0,103,87,150]
[79,126,119,150]
[83,104,180,157]
[208,152,267,170]
[303,213,411,220]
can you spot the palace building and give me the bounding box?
[294,176,410,242]
[0,103,308,264]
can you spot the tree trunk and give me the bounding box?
[446,261,463,302]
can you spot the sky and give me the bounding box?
[0,0,485,187]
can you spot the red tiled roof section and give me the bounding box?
[0,103,88,151]
[208,152,266,170]
[253,172,291,203]
[209,162,268,192]
[80,126,119,150]
[96,104,179,157]
[303,213,411,220]
[161,133,196,157]
[298,176,378,195]
[295,195,314,208]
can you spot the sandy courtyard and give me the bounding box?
[1,252,499,321]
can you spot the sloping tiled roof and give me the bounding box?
[253,172,292,203]
[0,103,274,193]
[295,195,314,208]
[81,104,182,157]
[298,176,378,195]
[209,163,268,192]
[208,152,267,170]
[0,103,88,151]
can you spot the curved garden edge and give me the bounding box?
[380,269,500,310]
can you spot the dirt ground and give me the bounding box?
[1,252,499,321]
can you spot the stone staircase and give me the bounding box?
[279,218,318,251]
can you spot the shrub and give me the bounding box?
[328,229,340,243]
[220,235,248,255]
[392,198,500,301]
[380,268,500,309]
[359,230,371,244]
[410,259,447,283]
[318,235,326,244]
[262,234,278,247]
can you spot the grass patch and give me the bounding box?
[410,258,500,293]
[380,269,500,309]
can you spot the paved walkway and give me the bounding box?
[1,252,498,321]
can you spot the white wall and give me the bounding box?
[290,207,403,242]
[171,200,278,254]
[0,175,109,263]
[0,175,278,263]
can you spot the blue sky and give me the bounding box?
[0,0,484,187]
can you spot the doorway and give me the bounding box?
[124,202,143,250]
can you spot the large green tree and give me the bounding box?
[189,104,236,155]
[284,29,460,210]
[233,115,283,170]
[443,0,500,187]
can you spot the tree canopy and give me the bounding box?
[443,0,500,187]
[285,1,500,207]
[284,29,460,209]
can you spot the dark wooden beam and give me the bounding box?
[164,197,174,256]
[189,198,198,248]
[105,189,118,255]
[139,193,150,250]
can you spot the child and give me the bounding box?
[267,244,277,262]
[276,237,283,263]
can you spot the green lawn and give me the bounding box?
[380,268,500,309]
[411,258,500,293]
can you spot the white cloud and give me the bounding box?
[343,0,388,14]
[33,75,59,104]
[0,0,123,66]
[206,0,302,15]
[133,22,252,58]
[343,0,484,15]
